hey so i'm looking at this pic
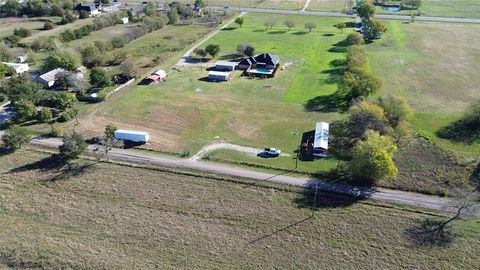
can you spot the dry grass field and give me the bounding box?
[0,149,479,268]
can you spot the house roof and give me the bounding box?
[75,3,97,11]
[39,68,64,82]
[208,71,230,77]
[215,61,238,67]
[2,62,29,71]
[313,122,329,150]
[146,74,160,81]
[239,57,256,65]
[254,53,280,65]
[115,129,149,136]
[153,69,166,78]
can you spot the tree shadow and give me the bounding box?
[221,26,236,31]
[304,91,349,113]
[293,31,307,35]
[293,185,369,210]
[323,33,334,37]
[0,147,14,157]
[252,29,266,33]
[218,53,242,61]
[404,219,456,248]
[7,154,97,182]
[268,30,287,34]
[436,120,480,143]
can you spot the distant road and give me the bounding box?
[26,137,456,212]
[207,6,480,24]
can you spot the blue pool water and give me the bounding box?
[252,68,273,74]
[382,6,401,12]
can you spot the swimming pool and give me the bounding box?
[381,6,401,12]
[248,68,274,75]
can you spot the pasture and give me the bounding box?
[0,17,61,42]
[375,0,480,18]
[0,149,478,268]
[366,20,480,157]
[75,14,352,157]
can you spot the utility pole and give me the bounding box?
[311,185,319,217]
[295,145,300,170]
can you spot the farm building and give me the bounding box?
[2,62,29,74]
[215,61,237,71]
[312,122,329,158]
[208,71,230,81]
[37,68,65,88]
[74,3,100,16]
[153,69,167,80]
[119,17,129,24]
[239,53,280,77]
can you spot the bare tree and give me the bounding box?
[264,20,275,30]
[283,19,295,31]
[304,22,317,32]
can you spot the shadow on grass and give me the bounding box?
[404,219,456,248]
[293,31,307,35]
[293,185,369,211]
[218,53,242,61]
[436,120,480,143]
[0,147,14,157]
[323,33,334,37]
[268,30,287,34]
[7,154,98,182]
[304,91,349,113]
[252,29,266,33]
[221,26,236,31]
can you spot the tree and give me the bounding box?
[167,8,179,24]
[349,101,389,138]
[0,0,22,17]
[13,99,36,122]
[304,22,317,32]
[193,48,207,60]
[0,45,12,62]
[378,95,413,128]
[346,45,368,73]
[236,44,255,57]
[1,125,30,151]
[59,132,87,160]
[461,98,480,129]
[340,70,381,99]
[14,27,32,38]
[264,20,275,30]
[120,58,138,79]
[52,92,75,110]
[402,0,422,10]
[61,10,76,25]
[350,130,398,182]
[205,44,220,59]
[356,0,376,20]
[345,32,365,45]
[79,9,89,19]
[37,107,53,123]
[0,63,15,79]
[194,0,206,8]
[43,21,55,30]
[43,51,80,71]
[55,71,76,90]
[334,22,346,33]
[89,67,111,88]
[234,17,244,28]
[80,45,104,67]
[283,19,295,31]
[363,19,387,40]
[100,124,123,159]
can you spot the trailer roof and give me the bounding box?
[313,122,329,150]
[215,61,238,67]
[115,129,149,136]
[208,71,230,76]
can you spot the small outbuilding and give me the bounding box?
[208,71,230,81]
[2,62,29,74]
[215,61,237,71]
[16,55,27,63]
[312,122,329,158]
[153,69,167,80]
[145,74,161,84]
[74,3,100,16]
[37,68,65,88]
[119,17,129,24]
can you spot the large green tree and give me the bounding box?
[1,125,30,151]
[205,44,220,59]
[350,130,398,182]
[43,51,80,71]
[356,0,376,20]
[89,68,111,88]
[59,132,87,160]
[13,99,37,122]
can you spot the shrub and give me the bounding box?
[50,124,62,137]
[59,132,87,160]
[37,108,53,123]
[1,125,30,151]
[79,9,89,19]
[13,27,32,38]
[90,68,111,88]
[345,32,365,46]
[58,112,72,122]
[43,21,55,30]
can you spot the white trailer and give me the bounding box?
[114,129,150,143]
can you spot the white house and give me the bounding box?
[215,61,237,71]
[37,68,65,88]
[120,17,129,24]
[2,62,29,74]
[208,71,230,81]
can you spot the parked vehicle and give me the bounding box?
[262,148,282,157]
[114,129,149,143]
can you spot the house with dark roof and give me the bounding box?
[238,53,280,77]
[74,3,100,16]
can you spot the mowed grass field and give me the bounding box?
[258,0,307,10]
[375,0,480,18]
[0,17,62,42]
[0,149,479,268]
[366,20,480,157]
[76,14,351,156]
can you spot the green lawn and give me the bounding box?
[76,14,352,155]
[375,0,480,18]
[176,0,266,7]
[366,20,480,158]
[258,0,307,10]
[307,0,351,12]
[0,17,61,42]
[0,149,479,268]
